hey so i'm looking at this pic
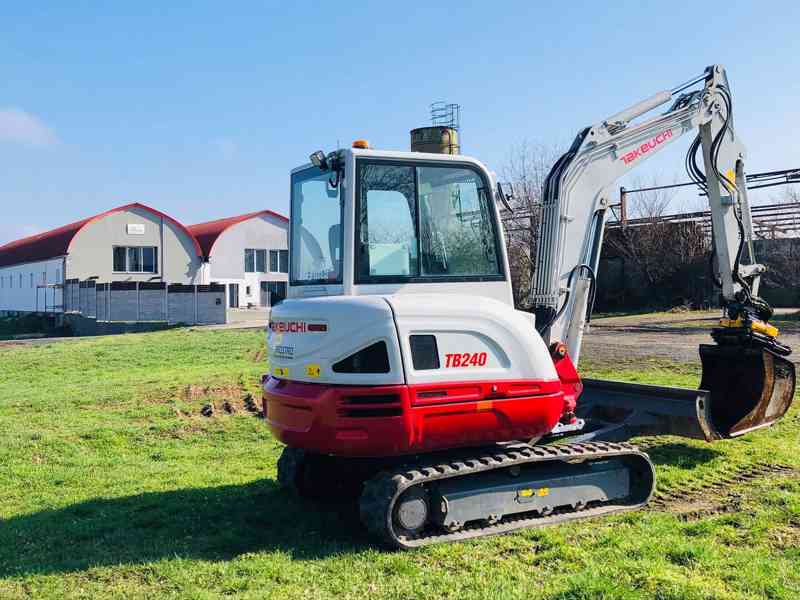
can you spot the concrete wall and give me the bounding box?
[204,214,288,307]
[90,282,225,324]
[67,206,202,283]
[0,257,64,312]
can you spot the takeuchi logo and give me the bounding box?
[620,129,673,165]
[268,321,328,333]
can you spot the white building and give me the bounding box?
[0,203,203,313]
[188,210,289,309]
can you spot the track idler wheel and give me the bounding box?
[393,487,430,536]
[699,344,796,438]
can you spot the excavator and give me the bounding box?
[263,65,795,549]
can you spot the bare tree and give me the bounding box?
[605,176,711,308]
[781,185,800,204]
[624,176,681,218]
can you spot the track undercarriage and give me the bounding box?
[278,441,655,549]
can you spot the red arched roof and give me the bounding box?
[0,202,202,268]
[187,210,288,259]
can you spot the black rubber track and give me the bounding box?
[359,441,655,549]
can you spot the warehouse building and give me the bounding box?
[188,210,289,308]
[0,203,203,313]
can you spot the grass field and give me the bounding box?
[1,328,798,599]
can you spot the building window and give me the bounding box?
[245,285,252,296]
[256,249,267,273]
[113,247,126,271]
[244,248,256,273]
[269,250,279,272]
[267,250,288,272]
[55,268,61,283]
[279,249,288,273]
[113,246,158,273]
[142,247,156,273]
[246,249,270,273]
[30,273,34,288]
[127,247,141,272]
[19,274,23,288]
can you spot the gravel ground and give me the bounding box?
[582,308,800,367]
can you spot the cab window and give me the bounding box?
[356,161,502,283]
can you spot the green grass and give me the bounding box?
[1,329,799,599]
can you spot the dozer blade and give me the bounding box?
[699,344,795,438]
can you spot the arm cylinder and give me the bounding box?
[603,91,672,127]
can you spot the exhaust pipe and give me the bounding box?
[574,346,795,443]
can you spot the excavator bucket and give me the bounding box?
[699,344,795,438]
[577,345,795,443]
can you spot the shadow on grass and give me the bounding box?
[0,443,731,577]
[0,479,372,577]
[643,441,722,468]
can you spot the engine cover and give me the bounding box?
[264,294,570,457]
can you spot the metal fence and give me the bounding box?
[63,279,226,325]
[606,202,800,239]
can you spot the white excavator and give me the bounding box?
[262,65,795,548]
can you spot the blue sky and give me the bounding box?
[2,1,799,244]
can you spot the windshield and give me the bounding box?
[290,166,343,285]
[356,161,502,283]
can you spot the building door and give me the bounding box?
[274,282,287,303]
[228,284,239,308]
[260,282,269,307]
[261,281,286,306]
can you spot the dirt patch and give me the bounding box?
[664,491,746,522]
[182,384,262,418]
[649,463,797,521]
[771,522,800,551]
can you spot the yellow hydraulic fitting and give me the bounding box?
[718,317,779,338]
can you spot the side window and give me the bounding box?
[290,167,343,284]
[417,166,500,277]
[358,164,417,279]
